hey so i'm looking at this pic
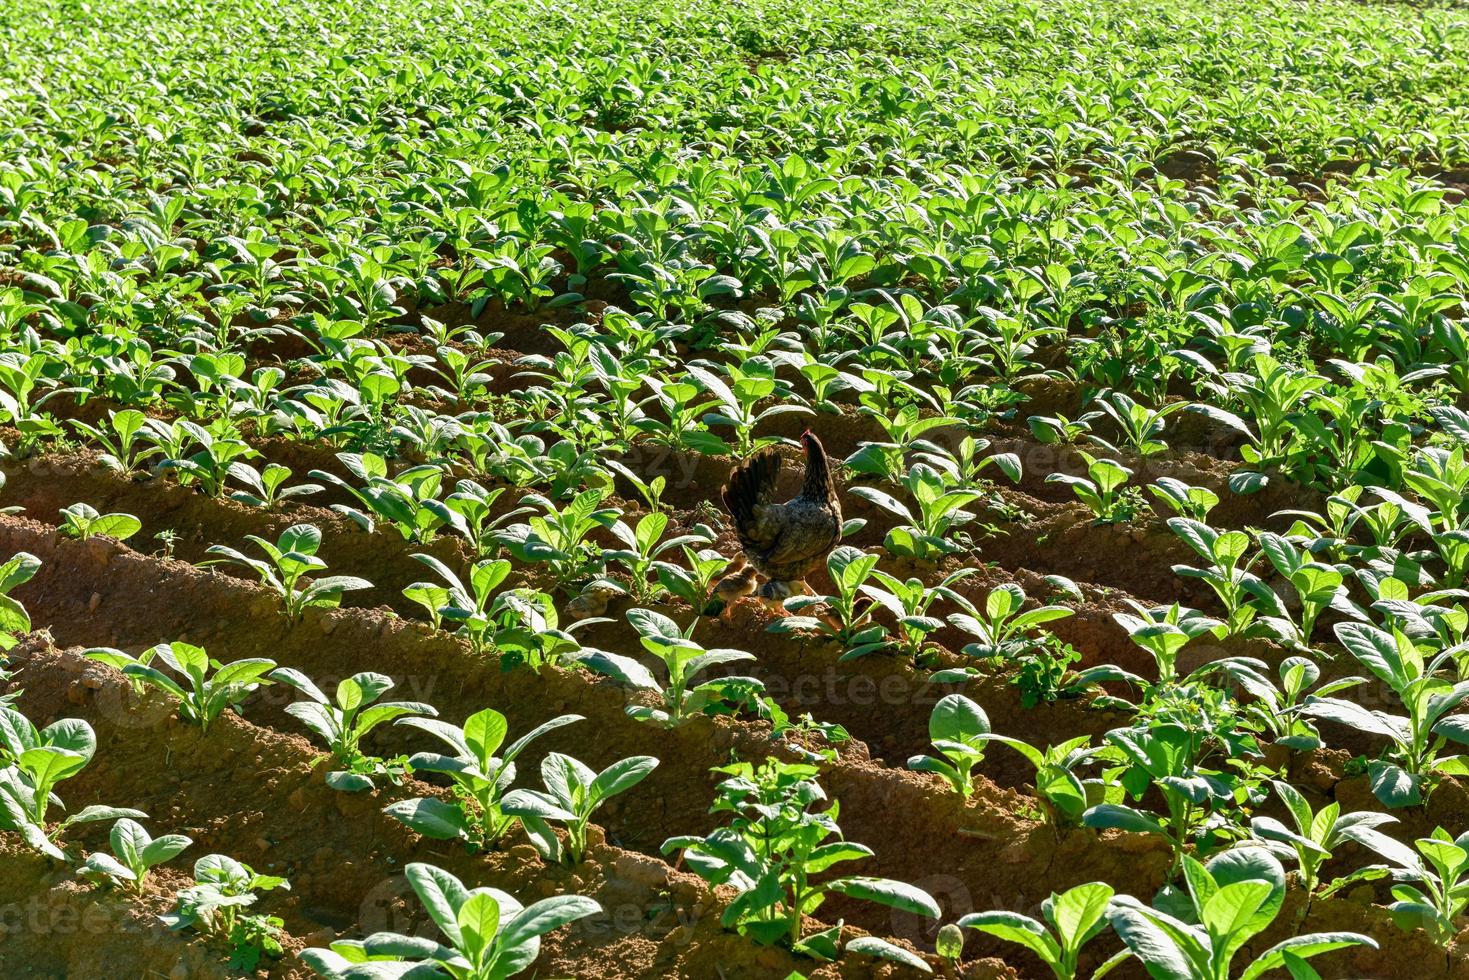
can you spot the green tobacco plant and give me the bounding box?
[205,524,371,620]
[162,854,290,971]
[1112,602,1223,686]
[310,453,455,543]
[1089,390,1186,457]
[865,567,978,663]
[1107,848,1374,979]
[1301,622,1469,807]
[120,642,276,732]
[1230,656,1364,751]
[404,554,585,667]
[975,733,1105,828]
[960,882,1125,980]
[907,694,991,798]
[58,503,141,542]
[301,862,601,979]
[1148,478,1220,522]
[850,463,985,558]
[576,608,762,726]
[441,478,534,557]
[772,546,891,656]
[1047,452,1139,524]
[496,488,620,588]
[226,461,322,509]
[270,668,435,791]
[946,583,1073,661]
[605,511,714,601]
[385,708,581,850]
[1249,780,1396,899]
[156,418,258,497]
[0,708,143,859]
[71,410,158,474]
[1083,723,1254,874]
[503,751,659,863]
[1330,826,1469,945]
[655,547,734,614]
[0,552,39,651]
[80,817,192,893]
[404,553,512,649]
[663,758,939,960]
[1029,410,1097,446]
[1251,531,1355,645]
[1168,519,1267,638]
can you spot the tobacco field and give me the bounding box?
[4,0,1469,976]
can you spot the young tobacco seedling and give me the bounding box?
[58,503,141,542]
[310,452,454,543]
[385,708,581,849]
[655,546,734,615]
[1250,531,1353,646]
[156,418,258,498]
[663,758,939,959]
[851,463,984,558]
[405,554,586,668]
[498,489,621,587]
[1229,656,1364,751]
[865,567,978,664]
[976,733,1106,829]
[301,862,601,979]
[1083,723,1250,875]
[1089,390,1187,457]
[947,583,1073,661]
[1112,601,1223,686]
[1047,452,1139,524]
[1249,780,1396,899]
[1167,519,1267,638]
[121,642,276,733]
[576,608,763,726]
[226,461,322,509]
[80,817,192,894]
[1329,825,1469,945]
[1301,621,1469,808]
[1148,477,1219,522]
[441,478,533,557]
[162,854,290,971]
[270,668,436,791]
[0,708,143,860]
[773,546,891,656]
[935,922,965,967]
[605,511,714,602]
[206,524,371,620]
[907,694,991,798]
[404,552,513,646]
[71,409,157,474]
[1108,848,1374,979]
[960,881,1126,980]
[503,751,659,864]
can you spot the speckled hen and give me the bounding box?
[720,430,842,607]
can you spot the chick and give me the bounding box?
[712,553,759,621]
[565,580,623,621]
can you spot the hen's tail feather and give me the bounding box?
[722,450,780,537]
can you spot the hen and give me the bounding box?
[720,430,842,611]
